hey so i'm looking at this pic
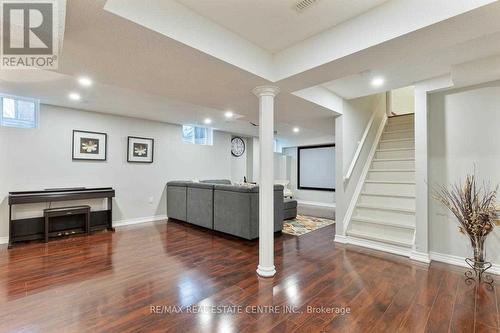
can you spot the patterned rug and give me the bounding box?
[282,215,335,236]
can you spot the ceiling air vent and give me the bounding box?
[294,0,320,13]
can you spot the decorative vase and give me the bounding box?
[465,236,493,284]
[434,173,498,286]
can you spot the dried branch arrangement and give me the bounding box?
[434,174,497,238]
[434,173,498,284]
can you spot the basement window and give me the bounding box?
[0,94,39,128]
[182,125,213,145]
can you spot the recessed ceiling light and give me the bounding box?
[68,92,81,101]
[224,111,233,119]
[204,118,212,125]
[293,127,300,133]
[371,77,385,87]
[78,76,92,87]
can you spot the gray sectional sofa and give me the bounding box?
[166,180,288,240]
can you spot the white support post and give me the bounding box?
[412,75,453,263]
[252,85,280,278]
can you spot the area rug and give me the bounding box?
[282,215,335,236]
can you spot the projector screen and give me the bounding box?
[298,144,335,191]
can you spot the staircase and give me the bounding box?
[347,113,416,252]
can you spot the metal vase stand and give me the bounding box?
[464,237,494,286]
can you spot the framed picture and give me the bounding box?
[72,130,107,161]
[127,136,154,163]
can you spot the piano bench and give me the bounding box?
[43,205,91,243]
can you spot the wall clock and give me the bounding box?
[231,137,245,157]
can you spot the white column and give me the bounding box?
[252,85,279,278]
[412,87,430,262]
[412,75,453,263]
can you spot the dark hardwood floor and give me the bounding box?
[0,220,498,333]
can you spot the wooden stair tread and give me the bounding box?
[351,216,416,230]
[356,204,415,214]
[376,148,415,152]
[364,180,415,184]
[347,230,413,247]
[373,158,415,162]
[360,192,416,198]
[379,138,415,143]
[368,169,415,172]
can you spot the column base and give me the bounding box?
[410,250,431,264]
[334,234,347,244]
[256,265,276,277]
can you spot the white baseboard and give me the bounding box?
[430,251,500,276]
[410,250,431,264]
[346,235,412,258]
[334,234,347,244]
[0,237,8,245]
[297,200,336,208]
[113,215,168,228]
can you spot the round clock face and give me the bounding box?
[231,137,245,157]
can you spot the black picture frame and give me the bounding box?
[127,136,154,163]
[72,130,107,161]
[297,143,336,192]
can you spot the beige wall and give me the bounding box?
[390,86,414,115]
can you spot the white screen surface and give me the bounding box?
[299,146,335,190]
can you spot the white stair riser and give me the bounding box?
[349,221,414,242]
[385,123,414,132]
[358,194,416,210]
[371,159,415,169]
[379,140,415,150]
[367,170,415,181]
[354,207,415,225]
[382,131,414,141]
[363,182,416,196]
[375,149,415,159]
[388,115,414,125]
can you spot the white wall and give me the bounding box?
[251,137,260,182]
[429,81,500,264]
[280,134,335,150]
[0,105,232,240]
[282,147,335,205]
[335,93,387,235]
[230,136,248,183]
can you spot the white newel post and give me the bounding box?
[253,85,279,278]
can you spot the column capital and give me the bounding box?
[252,85,280,97]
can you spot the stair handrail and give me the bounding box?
[344,111,376,182]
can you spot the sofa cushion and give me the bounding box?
[187,186,214,229]
[284,208,297,220]
[167,185,187,221]
[167,181,191,187]
[214,184,284,193]
[200,179,232,185]
[186,182,214,189]
[284,199,298,210]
